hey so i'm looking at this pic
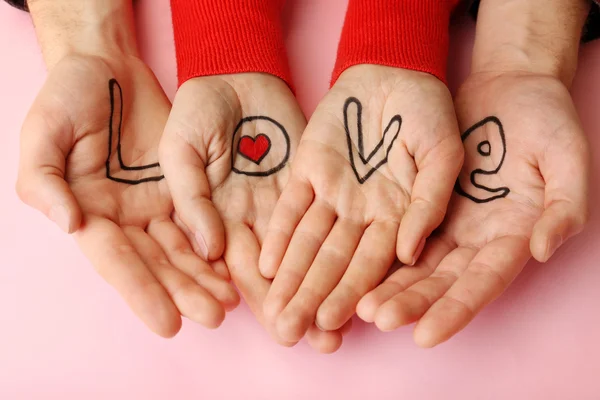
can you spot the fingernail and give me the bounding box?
[546,234,563,261]
[49,204,70,233]
[195,231,209,260]
[411,238,426,266]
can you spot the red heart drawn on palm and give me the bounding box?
[238,134,271,164]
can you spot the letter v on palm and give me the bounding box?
[343,97,402,184]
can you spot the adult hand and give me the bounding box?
[357,0,591,347]
[16,0,238,337]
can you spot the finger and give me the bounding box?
[224,223,297,348]
[530,135,590,262]
[396,135,463,265]
[210,259,232,282]
[124,226,227,329]
[172,211,231,281]
[305,319,352,354]
[531,200,588,263]
[414,235,530,348]
[275,219,363,342]
[356,235,455,323]
[263,201,337,324]
[16,101,81,233]
[147,218,240,311]
[159,116,224,261]
[316,220,398,331]
[374,246,476,332]
[74,216,181,338]
[259,176,314,278]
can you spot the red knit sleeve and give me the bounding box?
[331,0,461,86]
[170,0,292,88]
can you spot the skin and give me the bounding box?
[259,65,465,343]
[16,0,239,337]
[357,0,591,348]
[159,73,351,353]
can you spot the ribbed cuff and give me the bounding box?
[331,0,460,86]
[170,0,292,88]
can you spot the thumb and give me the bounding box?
[530,129,590,262]
[16,102,81,233]
[159,97,225,261]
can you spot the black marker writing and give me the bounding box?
[106,79,164,185]
[455,116,510,203]
[343,97,402,184]
[231,116,290,177]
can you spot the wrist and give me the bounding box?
[28,0,139,70]
[471,0,590,86]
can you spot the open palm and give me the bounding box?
[259,65,463,343]
[17,55,239,337]
[160,73,350,353]
[358,72,590,347]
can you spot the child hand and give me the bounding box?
[159,73,350,353]
[358,71,590,347]
[16,55,239,337]
[260,64,464,342]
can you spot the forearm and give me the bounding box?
[170,0,291,87]
[331,0,461,85]
[28,0,139,69]
[472,0,590,86]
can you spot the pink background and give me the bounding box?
[1,1,600,399]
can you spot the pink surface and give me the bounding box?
[1,1,600,399]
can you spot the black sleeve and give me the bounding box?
[469,0,600,43]
[584,6,600,42]
[4,0,27,11]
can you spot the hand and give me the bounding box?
[357,0,591,348]
[16,55,239,337]
[358,71,590,347]
[259,64,464,343]
[159,73,350,353]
